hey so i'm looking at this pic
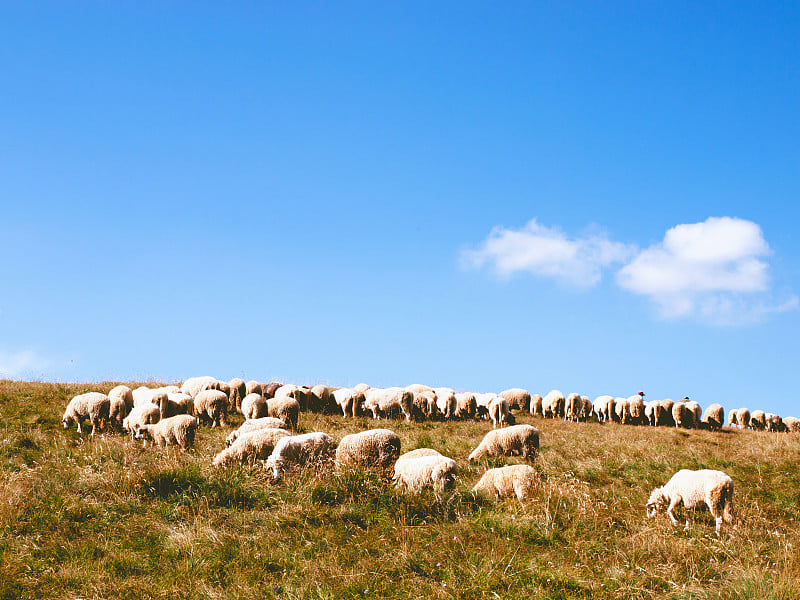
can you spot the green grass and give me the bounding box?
[1,380,799,599]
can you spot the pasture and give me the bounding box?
[1,380,799,599]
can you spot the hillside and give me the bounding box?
[1,381,798,600]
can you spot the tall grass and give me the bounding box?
[1,380,799,599]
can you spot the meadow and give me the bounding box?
[1,380,799,600]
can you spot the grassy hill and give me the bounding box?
[1,380,798,599]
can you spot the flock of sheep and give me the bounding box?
[60,376,787,535]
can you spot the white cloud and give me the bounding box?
[617,217,797,324]
[0,349,51,379]
[462,219,635,287]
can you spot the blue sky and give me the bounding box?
[2,3,799,417]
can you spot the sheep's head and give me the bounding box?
[133,425,152,441]
[646,488,668,517]
[61,415,72,429]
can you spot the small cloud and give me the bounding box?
[462,219,635,287]
[0,349,51,379]
[617,217,797,324]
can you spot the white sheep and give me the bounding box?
[412,392,441,421]
[782,416,800,433]
[228,378,247,411]
[614,398,631,424]
[245,380,263,397]
[155,391,193,419]
[241,393,269,420]
[701,404,725,431]
[353,383,371,393]
[393,454,458,493]
[488,396,513,428]
[405,383,434,395]
[226,416,290,447]
[472,465,539,501]
[108,395,130,431]
[727,408,750,429]
[468,424,539,462]
[529,394,544,417]
[335,428,401,472]
[672,401,694,429]
[122,403,161,438]
[212,428,291,468]
[193,389,229,427]
[685,400,702,427]
[331,388,365,418]
[499,388,531,412]
[132,386,158,408]
[749,410,766,430]
[628,392,646,425]
[267,396,300,430]
[593,396,614,424]
[310,384,332,413]
[644,400,663,427]
[564,393,581,422]
[455,392,478,420]
[433,388,457,420]
[579,396,593,422]
[180,375,221,399]
[364,387,414,422]
[134,414,199,450]
[542,390,565,419]
[659,399,675,426]
[62,392,111,435]
[765,413,784,432]
[109,385,134,412]
[264,432,337,480]
[646,469,735,535]
[474,392,496,419]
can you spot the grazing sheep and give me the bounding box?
[749,410,766,431]
[226,416,290,446]
[212,428,291,468]
[264,432,337,480]
[701,404,725,431]
[614,398,631,424]
[241,393,269,420]
[474,392,496,420]
[180,376,220,399]
[488,396,513,428]
[727,408,751,429]
[468,424,539,462]
[628,392,646,425]
[267,396,300,430]
[228,378,247,411]
[134,415,199,450]
[393,454,458,493]
[335,428,401,472]
[109,385,134,412]
[529,394,544,417]
[579,396,593,422]
[62,392,111,436]
[433,388,458,420]
[564,393,582,422]
[672,401,694,429]
[245,380,263,397]
[132,386,158,408]
[412,392,441,421]
[765,413,785,432]
[122,404,161,438]
[455,392,478,420]
[685,400,702,427]
[593,396,615,424]
[310,384,332,413]
[331,388,365,418]
[659,399,676,426]
[193,389,229,427]
[542,390,565,419]
[262,382,282,398]
[405,383,434,395]
[108,395,129,431]
[353,383,371,393]
[364,387,414,422]
[472,465,539,501]
[645,400,663,427]
[646,469,735,535]
[782,416,800,433]
[499,388,531,412]
[156,391,192,419]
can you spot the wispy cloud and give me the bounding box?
[0,349,52,379]
[617,217,797,324]
[461,219,635,287]
[464,216,797,325]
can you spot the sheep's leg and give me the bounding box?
[666,497,681,526]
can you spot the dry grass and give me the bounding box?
[1,380,799,599]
